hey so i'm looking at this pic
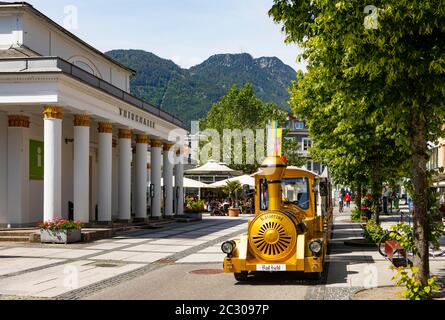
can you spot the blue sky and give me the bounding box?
[28,0,306,71]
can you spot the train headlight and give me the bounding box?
[309,240,322,255]
[221,241,236,255]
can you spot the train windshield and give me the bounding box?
[282,178,310,210]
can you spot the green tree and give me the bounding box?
[222,180,243,208]
[269,0,445,286]
[200,83,304,173]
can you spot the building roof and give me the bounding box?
[0,56,185,129]
[0,1,136,75]
[0,46,38,58]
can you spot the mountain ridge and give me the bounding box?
[106,50,297,128]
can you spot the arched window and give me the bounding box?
[68,55,102,78]
[74,60,95,75]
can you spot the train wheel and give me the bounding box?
[307,272,322,281]
[377,233,389,257]
[234,271,249,282]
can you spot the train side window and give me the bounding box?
[314,181,318,213]
[260,179,269,211]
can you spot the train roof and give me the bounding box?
[251,166,319,178]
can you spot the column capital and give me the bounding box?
[136,134,149,144]
[43,106,63,120]
[98,122,113,133]
[8,115,30,128]
[151,139,162,148]
[119,129,132,139]
[73,115,90,127]
[163,143,174,151]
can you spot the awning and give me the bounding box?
[160,177,214,189]
[208,175,255,188]
[185,160,236,175]
[433,181,445,188]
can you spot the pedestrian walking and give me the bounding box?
[393,194,400,213]
[338,193,344,213]
[382,186,390,215]
[345,193,351,208]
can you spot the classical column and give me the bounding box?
[73,115,90,223]
[118,129,132,222]
[7,115,30,226]
[163,143,174,217]
[97,122,113,224]
[135,134,148,221]
[150,140,162,219]
[175,147,185,216]
[43,107,63,222]
[112,139,119,220]
[131,146,136,215]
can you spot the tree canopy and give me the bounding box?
[269,0,445,285]
[200,83,304,173]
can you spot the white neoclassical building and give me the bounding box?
[0,2,188,227]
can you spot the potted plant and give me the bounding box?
[184,197,205,220]
[361,193,373,220]
[38,217,83,244]
[223,180,242,217]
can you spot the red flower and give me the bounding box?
[281,155,288,164]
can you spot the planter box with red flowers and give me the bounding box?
[38,218,83,244]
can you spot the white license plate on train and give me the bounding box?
[256,264,286,272]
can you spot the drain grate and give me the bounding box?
[190,269,224,275]
[95,263,120,268]
[156,258,177,264]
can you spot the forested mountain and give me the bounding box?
[106,50,297,128]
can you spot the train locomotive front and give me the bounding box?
[222,155,333,281]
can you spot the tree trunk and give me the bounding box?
[371,159,382,225]
[410,111,430,285]
[353,180,362,208]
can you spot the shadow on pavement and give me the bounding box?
[233,270,328,286]
[114,217,248,240]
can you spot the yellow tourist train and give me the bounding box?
[221,155,333,281]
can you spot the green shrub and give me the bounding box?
[428,215,445,249]
[351,208,361,222]
[185,198,205,212]
[390,222,415,252]
[392,266,441,300]
[363,220,385,243]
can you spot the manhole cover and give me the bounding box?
[190,269,224,275]
[88,261,126,268]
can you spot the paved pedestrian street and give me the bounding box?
[0,210,443,300]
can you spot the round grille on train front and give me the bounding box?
[248,212,297,262]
